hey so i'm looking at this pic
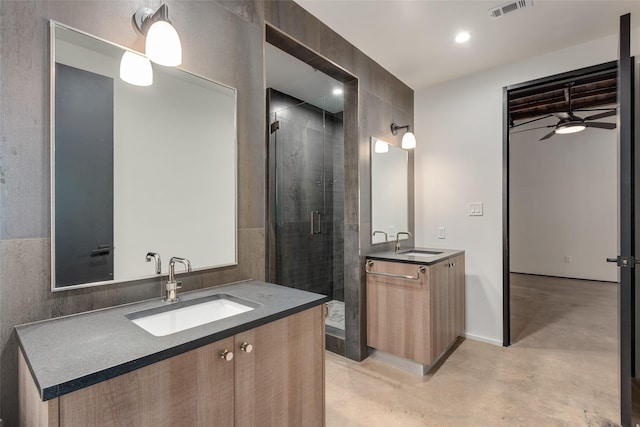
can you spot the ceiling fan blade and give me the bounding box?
[585,122,616,130]
[584,110,617,121]
[539,130,556,141]
[510,114,554,129]
[510,125,555,134]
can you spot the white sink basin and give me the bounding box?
[401,250,443,258]
[127,294,257,337]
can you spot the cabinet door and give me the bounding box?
[366,260,431,364]
[59,336,235,427]
[429,259,451,362]
[430,255,465,362]
[234,306,325,427]
[449,255,466,338]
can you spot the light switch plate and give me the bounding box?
[468,202,483,216]
[438,227,446,239]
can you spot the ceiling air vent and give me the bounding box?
[489,0,533,19]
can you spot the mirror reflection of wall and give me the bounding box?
[371,137,409,245]
[52,23,237,290]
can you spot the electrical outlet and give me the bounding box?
[468,202,483,216]
[438,227,446,239]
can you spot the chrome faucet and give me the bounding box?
[372,230,388,242]
[395,232,412,253]
[165,257,192,302]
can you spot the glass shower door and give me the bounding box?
[268,88,344,332]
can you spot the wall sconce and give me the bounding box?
[133,4,182,67]
[391,123,417,149]
[119,51,153,86]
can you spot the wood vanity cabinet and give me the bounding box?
[366,255,465,366]
[19,306,325,427]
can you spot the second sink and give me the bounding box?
[127,294,259,337]
[401,250,444,258]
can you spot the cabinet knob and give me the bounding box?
[220,350,234,361]
[240,342,253,353]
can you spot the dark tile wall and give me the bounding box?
[0,0,412,424]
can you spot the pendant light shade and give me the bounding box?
[119,51,153,86]
[145,20,182,66]
[401,131,417,149]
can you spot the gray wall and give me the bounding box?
[0,1,412,424]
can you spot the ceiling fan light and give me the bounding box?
[555,123,586,134]
[402,131,417,149]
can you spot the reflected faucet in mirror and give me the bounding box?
[395,232,412,253]
[145,252,162,274]
[165,257,192,302]
[372,230,388,242]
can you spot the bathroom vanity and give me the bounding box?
[366,249,465,373]
[17,281,327,426]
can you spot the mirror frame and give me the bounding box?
[49,21,238,291]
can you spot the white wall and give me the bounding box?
[414,32,638,345]
[509,115,617,282]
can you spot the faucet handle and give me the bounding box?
[176,281,182,289]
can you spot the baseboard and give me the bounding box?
[368,348,429,376]
[510,271,617,284]
[462,332,503,347]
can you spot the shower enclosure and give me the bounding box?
[267,88,345,335]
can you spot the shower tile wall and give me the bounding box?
[269,89,344,300]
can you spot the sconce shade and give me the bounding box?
[401,131,417,149]
[146,20,182,66]
[374,139,389,153]
[119,51,153,86]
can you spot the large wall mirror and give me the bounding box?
[371,137,409,245]
[51,22,237,290]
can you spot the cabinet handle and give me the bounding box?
[365,260,426,280]
[220,350,234,361]
[240,342,253,353]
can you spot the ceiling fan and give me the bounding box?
[510,86,617,141]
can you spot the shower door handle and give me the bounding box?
[310,211,322,235]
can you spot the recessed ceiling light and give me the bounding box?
[333,88,343,95]
[455,32,471,43]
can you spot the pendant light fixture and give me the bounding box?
[133,4,182,67]
[391,123,417,149]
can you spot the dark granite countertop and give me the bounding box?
[366,247,464,265]
[16,280,328,401]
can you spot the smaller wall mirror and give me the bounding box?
[371,137,409,244]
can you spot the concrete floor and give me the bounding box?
[325,273,619,426]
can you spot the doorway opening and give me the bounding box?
[503,60,618,345]
[503,62,620,420]
[265,25,358,356]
